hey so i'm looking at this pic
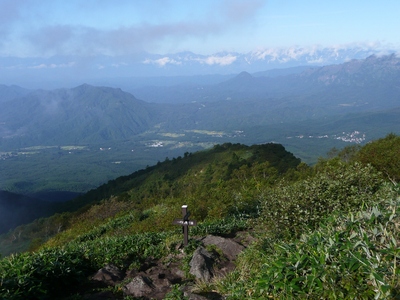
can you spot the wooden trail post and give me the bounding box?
[172,205,197,246]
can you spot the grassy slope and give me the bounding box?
[0,142,300,256]
[1,136,400,299]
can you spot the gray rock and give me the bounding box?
[189,246,215,281]
[182,285,223,300]
[123,275,154,298]
[185,292,210,300]
[202,235,244,260]
[92,264,123,286]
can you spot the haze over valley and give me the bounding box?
[0,54,399,199]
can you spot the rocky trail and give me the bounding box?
[84,231,255,299]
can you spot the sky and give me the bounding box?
[0,0,399,87]
[1,0,399,58]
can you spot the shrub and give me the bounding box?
[260,160,383,238]
[0,231,168,299]
[355,133,400,183]
[255,195,400,299]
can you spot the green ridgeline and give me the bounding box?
[1,135,400,299]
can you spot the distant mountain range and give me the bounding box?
[1,45,397,89]
[134,54,400,105]
[1,54,400,149]
[0,84,154,146]
[1,53,400,201]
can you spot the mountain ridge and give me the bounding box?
[2,45,394,88]
[0,190,57,234]
[0,84,155,146]
[1,54,400,198]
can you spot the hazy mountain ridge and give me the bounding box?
[1,45,396,89]
[133,54,400,105]
[301,54,400,88]
[0,85,30,103]
[1,54,400,199]
[0,190,56,234]
[1,54,400,149]
[132,54,400,130]
[0,84,155,146]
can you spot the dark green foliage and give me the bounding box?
[2,136,400,298]
[1,142,297,255]
[254,194,400,299]
[61,142,299,212]
[0,232,168,299]
[355,133,400,183]
[249,143,301,174]
[329,144,361,162]
[0,248,93,299]
[0,214,251,299]
[260,159,383,238]
[191,216,249,237]
[164,284,188,300]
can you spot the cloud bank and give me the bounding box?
[0,0,266,57]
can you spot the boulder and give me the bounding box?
[189,246,215,281]
[92,264,123,286]
[202,235,244,261]
[123,275,154,298]
[182,285,224,300]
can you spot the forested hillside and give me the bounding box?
[0,142,300,256]
[0,84,155,146]
[2,54,400,198]
[1,135,400,299]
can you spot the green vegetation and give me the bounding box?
[1,108,399,196]
[218,194,399,299]
[1,135,400,299]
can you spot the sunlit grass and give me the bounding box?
[21,146,58,150]
[185,129,225,136]
[60,146,88,150]
[158,132,185,138]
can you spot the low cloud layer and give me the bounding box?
[0,0,266,57]
[143,54,238,67]
[194,54,238,66]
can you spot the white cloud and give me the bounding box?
[194,54,237,66]
[111,62,128,67]
[306,57,325,64]
[221,0,265,22]
[30,63,47,69]
[251,48,281,61]
[249,43,398,64]
[29,62,75,69]
[142,54,237,67]
[0,0,267,58]
[143,57,182,67]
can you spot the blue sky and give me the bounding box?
[1,0,399,58]
[1,0,399,87]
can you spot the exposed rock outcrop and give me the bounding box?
[189,246,215,281]
[202,235,244,261]
[123,275,154,298]
[92,264,124,286]
[85,233,250,299]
